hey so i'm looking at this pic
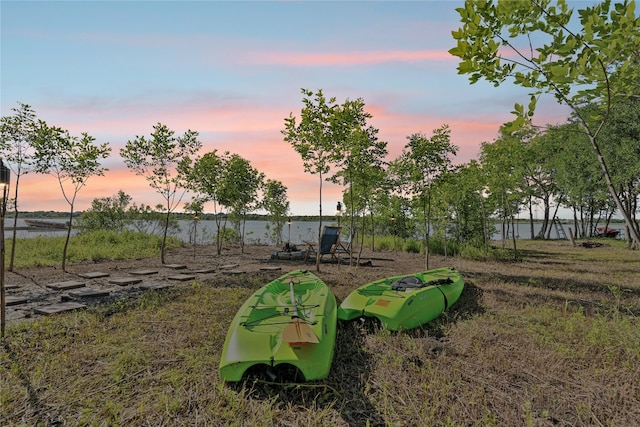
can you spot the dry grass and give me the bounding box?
[2,239,639,426]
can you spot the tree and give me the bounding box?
[450,0,640,247]
[184,150,228,255]
[185,151,264,253]
[262,179,290,245]
[329,98,388,265]
[127,203,179,236]
[0,102,37,271]
[77,190,132,232]
[548,121,607,238]
[523,129,561,239]
[375,192,417,251]
[387,157,420,246]
[222,154,265,253]
[120,123,202,263]
[598,97,640,241]
[437,161,493,254]
[32,123,111,272]
[183,198,204,257]
[283,89,341,272]
[479,130,528,256]
[391,125,457,268]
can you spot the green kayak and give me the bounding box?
[219,269,337,382]
[337,267,464,331]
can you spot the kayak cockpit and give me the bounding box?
[391,276,454,291]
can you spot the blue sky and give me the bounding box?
[1,1,575,215]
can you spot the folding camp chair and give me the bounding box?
[304,226,341,263]
[334,228,355,257]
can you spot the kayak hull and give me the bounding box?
[338,267,464,331]
[219,269,337,382]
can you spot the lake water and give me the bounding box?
[1,218,321,243]
[5,218,621,244]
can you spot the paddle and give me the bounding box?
[282,279,319,346]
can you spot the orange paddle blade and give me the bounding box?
[282,318,319,345]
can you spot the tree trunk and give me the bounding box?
[240,214,246,254]
[423,195,430,270]
[545,202,561,239]
[356,212,365,266]
[511,214,518,261]
[528,196,535,239]
[586,133,640,247]
[9,175,20,272]
[161,209,170,264]
[215,217,222,256]
[316,173,323,272]
[62,208,74,272]
[536,194,551,239]
[368,209,375,251]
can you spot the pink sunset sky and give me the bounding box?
[2,1,572,216]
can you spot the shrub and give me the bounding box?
[403,239,422,253]
[428,236,461,257]
[374,236,394,251]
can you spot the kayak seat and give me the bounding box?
[391,276,454,291]
[391,276,424,291]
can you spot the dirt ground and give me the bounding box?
[4,243,446,325]
[7,239,636,327]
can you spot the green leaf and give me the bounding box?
[550,64,568,77]
[512,103,524,115]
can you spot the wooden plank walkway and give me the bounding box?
[67,288,111,298]
[168,274,196,281]
[108,277,143,286]
[78,272,110,279]
[130,269,159,276]
[6,296,28,306]
[46,280,86,291]
[9,259,254,321]
[35,301,87,315]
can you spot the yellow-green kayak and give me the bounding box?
[219,269,337,382]
[338,267,464,331]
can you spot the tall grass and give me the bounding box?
[368,235,465,257]
[6,230,183,268]
[370,234,594,261]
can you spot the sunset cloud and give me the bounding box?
[245,49,455,67]
[2,1,575,215]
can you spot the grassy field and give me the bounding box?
[1,238,639,426]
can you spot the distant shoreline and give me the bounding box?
[3,211,629,224]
